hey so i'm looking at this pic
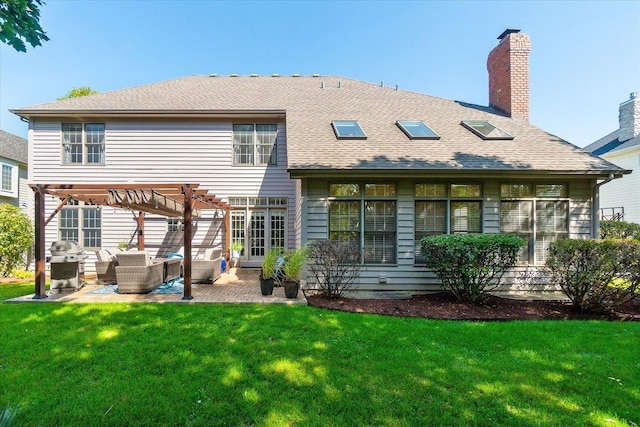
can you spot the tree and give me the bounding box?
[0,204,33,277]
[57,86,99,100]
[0,0,49,52]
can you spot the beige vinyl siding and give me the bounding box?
[31,118,295,271]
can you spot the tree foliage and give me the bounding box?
[599,220,640,240]
[57,86,99,100]
[0,204,33,277]
[421,234,525,303]
[0,0,49,52]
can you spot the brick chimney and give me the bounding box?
[619,92,640,142]
[487,29,531,122]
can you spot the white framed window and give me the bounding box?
[414,183,483,264]
[59,200,102,248]
[0,161,18,197]
[500,183,568,265]
[167,217,181,232]
[233,124,277,165]
[329,183,396,264]
[62,123,105,164]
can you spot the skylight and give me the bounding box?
[461,120,514,140]
[396,121,439,140]
[332,120,367,139]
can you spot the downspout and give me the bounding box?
[591,173,617,238]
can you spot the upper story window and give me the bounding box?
[461,120,513,140]
[62,123,105,164]
[233,124,277,166]
[331,120,367,139]
[396,121,439,140]
[0,162,17,197]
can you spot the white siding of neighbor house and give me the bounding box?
[301,177,598,294]
[598,148,640,224]
[30,118,296,270]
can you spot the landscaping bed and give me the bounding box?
[306,291,640,321]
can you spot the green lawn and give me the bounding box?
[1,283,639,426]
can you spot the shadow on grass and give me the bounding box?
[1,290,639,425]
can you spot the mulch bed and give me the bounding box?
[305,292,640,321]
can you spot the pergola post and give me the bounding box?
[33,186,47,299]
[224,208,231,272]
[182,184,193,300]
[137,212,145,250]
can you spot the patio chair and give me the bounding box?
[192,248,222,283]
[115,251,164,293]
[94,249,118,284]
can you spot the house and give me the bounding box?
[584,92,640,223]
[11,29,628,295]
[0,130,29,215]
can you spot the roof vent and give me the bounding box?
[321,81,325,89]
[272,73,280,77]
[292,73,300,77]
[380,81,384,87]
[312,74,320,77]
[230,73,238,77]
[338,80,342,88]
[250,73,258,77]
[210,74,217,77]
[395,84,399,91]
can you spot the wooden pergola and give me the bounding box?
[31,183,231,300]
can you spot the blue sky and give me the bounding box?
[1,0,639,147]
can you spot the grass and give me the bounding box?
[1,282,639,426]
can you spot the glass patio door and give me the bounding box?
[249,210,266,260]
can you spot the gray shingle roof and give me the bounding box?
[12,75,625,175]
[584,129,640,156]
[0,130,27,164]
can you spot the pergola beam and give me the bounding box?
[29,183,230,300]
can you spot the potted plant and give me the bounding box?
[229,240,243,268]
[281,246,309,299]
[259,247,281,296]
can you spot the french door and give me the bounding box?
[231,208,286,261]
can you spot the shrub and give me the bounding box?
[0,204,33,277]
[599,220,640,240]
[421,234,525,303]
[308,239,361,298]
[545,239,640,312]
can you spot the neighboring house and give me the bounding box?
[0,130,29,215]
[11,29,627,293]
[584,92,640,223]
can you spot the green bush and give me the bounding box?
[599,220,640,240]
[421,234,526,303]
[545,239,640,312]
[0,204,33,277]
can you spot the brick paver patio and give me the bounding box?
[6,268,307,305]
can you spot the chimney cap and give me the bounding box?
[497,29,521,40]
